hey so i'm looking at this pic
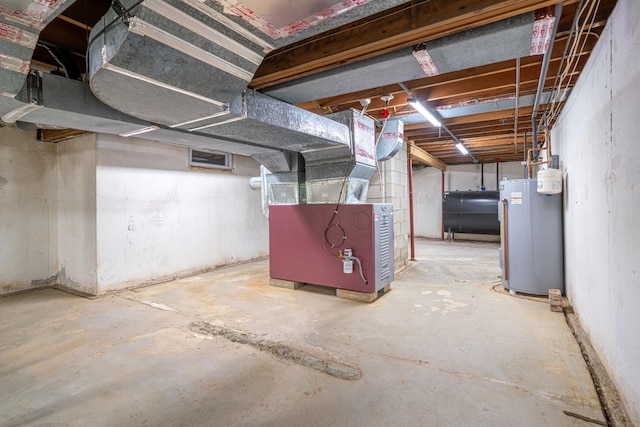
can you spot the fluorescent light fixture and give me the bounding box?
[407,98,441,127]
[119,126,159,137]
[455,142,469,155]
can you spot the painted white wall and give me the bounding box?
[413,161,522,238]
[57,134,98,295]
[95,134,269,293]
[551,0,640,422]
[0,128,58,294]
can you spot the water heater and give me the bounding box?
[499,179,564,295]
[269,204,394,293]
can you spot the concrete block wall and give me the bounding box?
[0,128,58,295]
[0,129,269,296]
[368,142,409,271]
[57,134,98,295]
[94,134,269,293]
[551,0,640,422]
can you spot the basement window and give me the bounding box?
[190,148,232,170]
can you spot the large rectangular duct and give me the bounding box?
[0,0,76,97]
[1,71,281,156]
[88,0,271,127]
[183,90,351,153]
[304,109,377,204]
[263,12,535,105]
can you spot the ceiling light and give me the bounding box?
[455,142,469,155]
[407,98,441,127]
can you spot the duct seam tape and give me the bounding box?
[0,23,38,48]
[0,53,30,74]
[101,63,226,106]
[182,0,274,53]
[216,0,377,40]
[530,16,555,55]
[0,5,43,30]
[412,48,439,76]
[143,0,263,65]
[129,18,254,82]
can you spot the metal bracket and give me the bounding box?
[111,0,132,24]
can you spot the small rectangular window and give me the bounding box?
[190,148,232,170]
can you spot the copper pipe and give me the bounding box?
[408,154,416,261]
[502,199,509,281]
[441,170,445,240]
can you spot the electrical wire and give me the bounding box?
[321,151,356,257]
[85,0,145,76]
[37,43,69,78]
[542,0,601,127]
[375,117,389,202]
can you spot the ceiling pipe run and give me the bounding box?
[531,3,563,158]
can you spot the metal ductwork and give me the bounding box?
[0,70,281,156]
[304,109,377,204]
[88,0,272,127]
[0,0,75,97]
[263,12,536,105]
[252,109,379,215]
[377,119,404,161]
[87,0,411,127]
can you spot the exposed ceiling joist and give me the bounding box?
[251,0,574,89]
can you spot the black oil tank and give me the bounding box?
[443,191,499,235]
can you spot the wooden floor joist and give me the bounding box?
[409,144,447,171]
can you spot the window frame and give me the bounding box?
[189,148,232,171]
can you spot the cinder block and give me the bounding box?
[549,288,563,312]
[269,278,303,290]
[336,286,392,303]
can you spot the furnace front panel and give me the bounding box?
[269,204,394,293]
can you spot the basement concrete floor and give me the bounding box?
[0,238,605,426]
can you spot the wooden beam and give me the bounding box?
[251,0,565,88]
[409,143,447,170]
[39,129,90,142]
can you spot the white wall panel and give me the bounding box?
[0,128,58,294]
[57,135,98,295]
[95,135,268,293]
[552,0,640,421]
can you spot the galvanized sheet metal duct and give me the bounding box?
[304,109,377,204]
[0,0,75,98]
[0,71,280,156]
[193,90,350,152]
[377,119,404,162]
[88,0,271,127]
[263,12,535,105]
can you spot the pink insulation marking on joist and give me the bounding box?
[0,23,38,48]
[216,0,373,39]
